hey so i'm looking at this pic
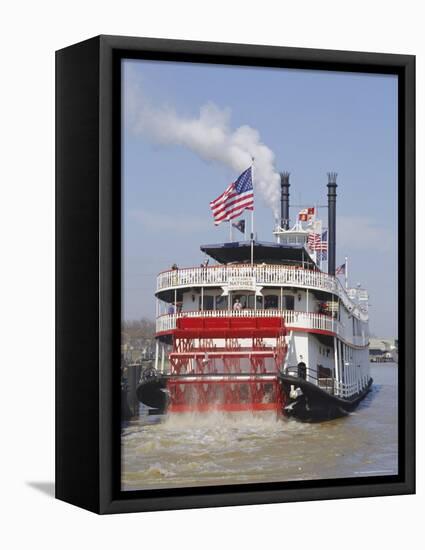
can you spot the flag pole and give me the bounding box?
[250,159,255,267]
[250,209,254,266]
[345,256,348,289]
[315,203,321,270]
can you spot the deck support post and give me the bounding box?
[161,343,165,373]
[334,336,339,395]
[155,339,159,372]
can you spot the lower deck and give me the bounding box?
[153,327,370,401]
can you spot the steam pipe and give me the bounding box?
[327,172,337,276]
[280,172,290,230]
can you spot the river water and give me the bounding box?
[121,363,398,491]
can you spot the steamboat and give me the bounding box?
[137,171,372,421]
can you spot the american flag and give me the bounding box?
[210,167,254,225]
[308,230,328,252]
[307,231,321,249]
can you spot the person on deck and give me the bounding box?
[233,299,242,311]
[297,355,307,379]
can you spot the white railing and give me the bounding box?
[156,309,338,332]
[285,370,370,398]
[156,309,368,347]
[156,265,367,321]
[334,376,370,398]
[158,265,336,292]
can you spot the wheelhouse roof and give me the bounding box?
[200,240,317,269]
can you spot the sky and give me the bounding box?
[122,59,398,338]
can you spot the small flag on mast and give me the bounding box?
[210,167,254,225]
[317,231,328,261]
[319,229,328,250]
[298,207,315,222]
[307,230,328,251]
[307,231,320,249]
[232,219,246,234]
[308,229,328,261]
[336,262,346,275]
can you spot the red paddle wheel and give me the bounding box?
[166,316,287,413]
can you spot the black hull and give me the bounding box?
[136,373,373,422]
[279,374,373,422]
[136,377,168,414]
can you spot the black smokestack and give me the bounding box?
[327,172,337,275]
[280,172,290,230]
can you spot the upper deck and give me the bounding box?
[200,239,315,267]
[156,263,368,322]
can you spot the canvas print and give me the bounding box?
[120,59,398,491]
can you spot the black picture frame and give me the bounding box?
[56,35,415,514]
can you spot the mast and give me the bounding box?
[345,256,349,289]
[327,172,337,276]
[280,172,290,230]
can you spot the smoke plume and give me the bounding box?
[126,77,281,216]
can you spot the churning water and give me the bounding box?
[121,363,398,491]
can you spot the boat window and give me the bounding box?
[239,295,250,309]
[264,295,278,309]
[216,295,228,310]
[318,365,332,378]
[283,295,295,310]
[199,295,214,311]
[246,294,258,309]
[232,294,247,309]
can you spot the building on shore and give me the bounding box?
[369,338,398,362]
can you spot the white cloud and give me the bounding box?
[124,66,281,216]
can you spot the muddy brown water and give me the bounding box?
[121,363,398,491]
